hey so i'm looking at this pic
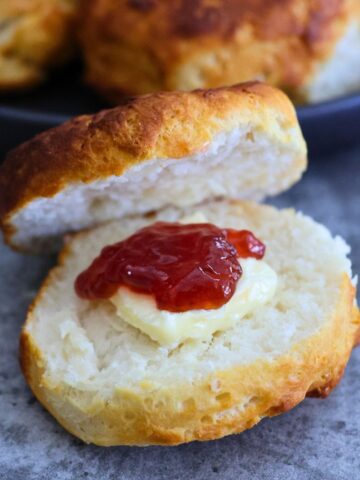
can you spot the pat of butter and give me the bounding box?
[110,257,277,346]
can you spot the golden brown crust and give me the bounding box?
[0,0,77,91]
[20,259,360,446]
[78,0,355,101]
[0,82,305,249]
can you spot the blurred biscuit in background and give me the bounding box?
[0,0,77,91]
[78,0,360,104]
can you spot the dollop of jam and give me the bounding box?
[75,222,265,312]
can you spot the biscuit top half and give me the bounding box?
[0,82,307,252]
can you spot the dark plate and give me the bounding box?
[0,65,360,158]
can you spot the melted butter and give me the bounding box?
[109,212,277,346]
[110,257,277,346]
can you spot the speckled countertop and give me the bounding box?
[1,147,360,480]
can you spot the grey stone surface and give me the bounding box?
[0,147,360,480]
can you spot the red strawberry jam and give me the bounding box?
[75,222,265,312]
